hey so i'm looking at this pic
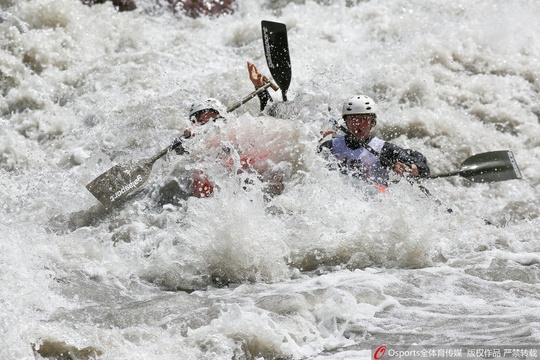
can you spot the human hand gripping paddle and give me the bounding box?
[228,21,290,112]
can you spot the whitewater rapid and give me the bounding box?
[1,0,540,359]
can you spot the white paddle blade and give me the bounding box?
[86,160,153,207]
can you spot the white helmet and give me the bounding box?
[188,98,225,122]
[342,95,378,116]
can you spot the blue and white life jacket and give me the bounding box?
[331,136,389,186]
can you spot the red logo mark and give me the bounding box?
[374,345,387,360]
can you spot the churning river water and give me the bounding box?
[1,0,540,358]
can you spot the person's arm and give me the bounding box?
[257,88,273,111]
[317,138,348,175]
[248,61,273,111]
[379,142,430,178]
[317,139,333,153]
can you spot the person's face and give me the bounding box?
[195,109,220,124]
[344,114,374,140]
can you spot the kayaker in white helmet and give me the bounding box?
[318,95,430,190]
[171,66,283,199]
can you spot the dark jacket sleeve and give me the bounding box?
[317,139,333,153]
[257,88,273,111]
[379,142,430,177]
[317,139,344,173]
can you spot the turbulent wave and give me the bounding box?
[1,0,540,358]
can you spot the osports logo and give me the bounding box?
[373,345,387,360]
[110,174,143,202]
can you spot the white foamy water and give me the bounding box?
[1,0,540,358]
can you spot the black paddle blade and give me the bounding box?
[86,159,153,207]
[261,20,291,101]
[459,150,522,183]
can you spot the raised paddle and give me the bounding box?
[429,150,522,183]
[261,20,291,101]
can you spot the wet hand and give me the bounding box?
[319,129,334,142]
[170,138,187,155]
[393,162,419,177]
[183,128,193,139]
[247,61,268,88]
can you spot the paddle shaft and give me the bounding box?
[226,82,273,112]
[150,147,170,163]
[428,171,461,179]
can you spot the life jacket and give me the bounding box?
[331,135,389,187]
[192,170,214,198]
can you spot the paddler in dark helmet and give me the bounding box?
[318,95,430,190]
